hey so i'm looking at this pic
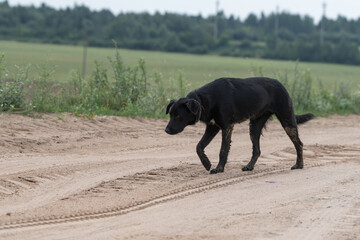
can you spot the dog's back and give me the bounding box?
[187,77,290,126]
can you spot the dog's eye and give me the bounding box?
[174,115,180,119]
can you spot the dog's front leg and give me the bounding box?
[196,124,220,171]
[210,125,234,174]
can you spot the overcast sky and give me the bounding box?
[7,0,360,23]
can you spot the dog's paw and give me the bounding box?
[210,167,224,174]
[291,164,303,170]
[242,165,254,171]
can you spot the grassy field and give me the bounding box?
[2,40,360,89]
[1,40,360,117]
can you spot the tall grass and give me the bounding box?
[252,64,360,115]
[0,48,188,118]
[0,53,28,111]
[0,50,359,118]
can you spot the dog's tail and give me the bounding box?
[296,113,315,124]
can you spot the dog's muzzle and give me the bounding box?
[165,126,182,135]
[165,126,173,135]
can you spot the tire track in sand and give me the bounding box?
[1,144,359,231]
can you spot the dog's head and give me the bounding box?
[165,98,201,135]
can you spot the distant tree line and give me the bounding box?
[1,1,360,64]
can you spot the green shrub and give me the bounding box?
[29,61,57,112]
[0,55,28,111]
[353,89,360,113]
[109,48,147,110]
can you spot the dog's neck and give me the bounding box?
[186,90,201,103]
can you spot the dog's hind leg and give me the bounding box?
[210,125,234,174]
[276,113,304,170]
[242,113,272,171]
[284,126,303,169]
[197,124,220,171]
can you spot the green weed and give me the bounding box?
[0,57,29,111]
[252,64,360,115]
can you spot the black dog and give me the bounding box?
[165,77,314,174]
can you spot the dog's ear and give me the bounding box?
[185,99,201,122]
[166,99,176,114]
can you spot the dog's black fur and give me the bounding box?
[165,77,314,174]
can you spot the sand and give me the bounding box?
[0,113,359,239]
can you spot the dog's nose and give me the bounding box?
[165,127,171,134]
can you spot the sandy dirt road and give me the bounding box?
[0,113,359,239]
